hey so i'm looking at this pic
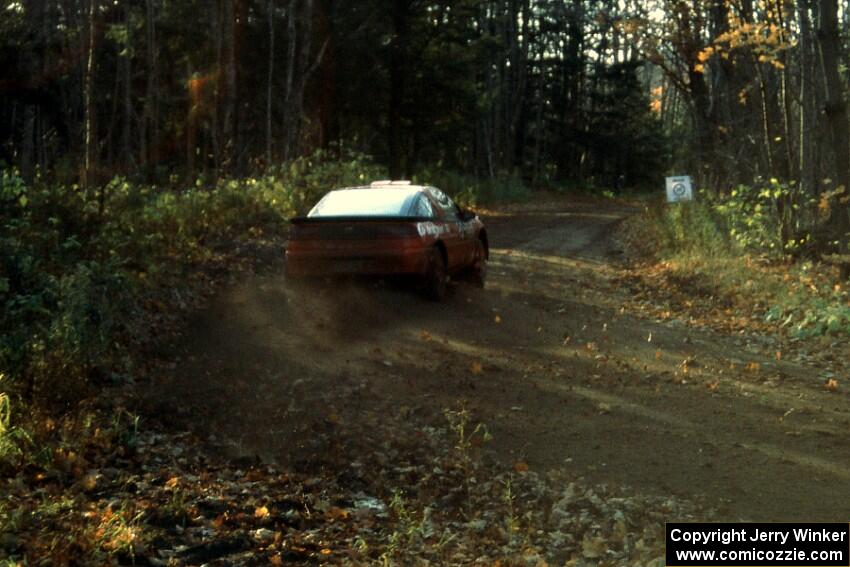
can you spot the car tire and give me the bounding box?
[424,247,448,301]
[469,238,487,288]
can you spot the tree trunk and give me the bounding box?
[388,0,411,180]
[817,0,850,245]
[123,0,133,172]
[317,0,339,154]
[82,0,98,192]
[266,0,275,167]
[142,0,157,177]
[799,0,817,199]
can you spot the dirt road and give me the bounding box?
[153,197,850,522]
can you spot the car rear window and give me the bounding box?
[308,189,421,217]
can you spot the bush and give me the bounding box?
[623,183,850,338]
[412,168,529,207]
[716,179,813,256]
[0,150,388,406]
[624,198,730,260]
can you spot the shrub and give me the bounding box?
[0,150,390,405]
[412,168,529,207]
[624,197,730,260]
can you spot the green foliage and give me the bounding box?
[627,199,731,260]
[631,179,813,261]
[0,151,387,407]
[263,150,386,216]
[413,169,529,207]
[716,179,810,255]
[626,183,850,338]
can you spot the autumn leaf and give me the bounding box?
[255,506,269,519]
[420,330,432,341]
[326,506,349,521]
[494,315,502,324]
[470,361,484,375]
[514,461,529,473]
[165,476,179,489]
[825,379,839,391]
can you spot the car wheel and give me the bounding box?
[469,238,487,288]
[424,247,448,301]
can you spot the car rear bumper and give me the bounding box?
[285,246,431,277]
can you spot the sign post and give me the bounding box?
[665,175,693,203]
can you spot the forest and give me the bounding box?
[4,0,850,564]
[4,0,850,243]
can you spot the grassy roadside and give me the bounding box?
[619,195,850,339]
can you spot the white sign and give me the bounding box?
[665,175,693,203]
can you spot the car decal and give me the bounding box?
[417,222,449,237]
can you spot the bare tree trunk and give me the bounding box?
[187,64,198,182]
[212,0,223,178]
[388,0,411,179]
[83,0,98,193]
[142,0,157,177]
[317,0,339,154]
[282,0,297,161]
[817,0,850,245]
[266,0,275,167]
[123,0,133,172]
[799,0,817,199]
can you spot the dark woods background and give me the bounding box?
[2,0,850,230]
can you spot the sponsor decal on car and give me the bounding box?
[416,222,448,237]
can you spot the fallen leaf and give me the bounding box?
[826,379,839,391]
[420,330,432,341]
[470,361,484,375]
[494,315,502,324]
[326,507,349,521]
[514,461,529,473]
[255,506,269,519]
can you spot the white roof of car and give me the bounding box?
[308,186,426,217]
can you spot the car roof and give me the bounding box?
[332,180,433,193]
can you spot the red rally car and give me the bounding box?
[284,181,488,300]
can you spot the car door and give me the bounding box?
[426,187,471,271]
